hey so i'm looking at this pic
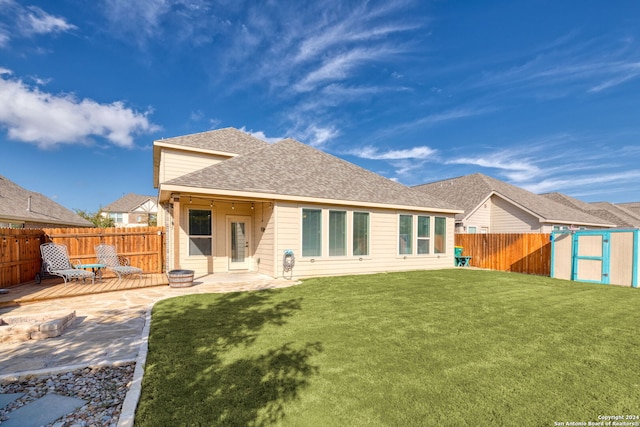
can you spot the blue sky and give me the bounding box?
[1,0,640,212]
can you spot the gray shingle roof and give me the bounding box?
[542,193,640,228]
[103,193,157,213]
[589,202,640,228]
[0,175,92,227]
[616,201,640,217]
[156,127,269,155]
[164,138,457,211]
[413,173,613,226]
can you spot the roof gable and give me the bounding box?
[163,138,456,211]
[0,175,92,227]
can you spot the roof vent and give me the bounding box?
[27,195,32,212]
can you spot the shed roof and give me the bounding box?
[163,138,457,211]
[0,175,92,227]
[414,173,613,226]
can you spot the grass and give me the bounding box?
[135,269,640,426]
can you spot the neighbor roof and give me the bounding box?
[163,138,458,212]
[588,202,640,228]
[542,193,640,228]
[414,173,614,227]
[103,193,157,213]
[616,201,640,217]
[0,175,92,227]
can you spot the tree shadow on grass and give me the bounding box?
[137,291,322,426]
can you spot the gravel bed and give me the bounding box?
[0,363,135,427]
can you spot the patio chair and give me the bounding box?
[40,243,95,285]
[95,244,143,279]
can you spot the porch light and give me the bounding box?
[251,203,254,210]
[232,202,235,210]
[210,200,213,207]
[189,196,192,203]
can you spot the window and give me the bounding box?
[417,216,430,254]
[434,217,446,254]
[109,213,123,223]
[353,212,369,256]
[399,215,413,254]
[468,226,477,233]
[189,209,212,256]
[302,209,321,256]
[329,210,346,256]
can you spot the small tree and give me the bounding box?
[75,208,115,228]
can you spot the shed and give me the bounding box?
[550,229,639,288]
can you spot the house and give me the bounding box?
[413,173,614,233]
[0,174,92,228]
[542,193,640,229]
[102,193,158,227]
[153,128,461,278]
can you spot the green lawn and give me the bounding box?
[135,269,640,426]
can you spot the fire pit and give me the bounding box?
[168,269,195,288]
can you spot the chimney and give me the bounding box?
[27,195,32,212]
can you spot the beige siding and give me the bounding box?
[551,233,572,280]
[160,148,230,183]
[491,196,541,233]
[609,231,634,287]
[464,198,492,232]
[273,202,455,278]
[254,202,276,277]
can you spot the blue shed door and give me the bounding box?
[572,232,610,285]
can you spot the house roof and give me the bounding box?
[616,201,640,217]
[413,173,614,227]
[103,193,157,213]
[0,174,92,227]
[153,127,270,187]
[541,193,640,228]
[588,202,640,228]
[162,138,458,212]
[155,127,269,155]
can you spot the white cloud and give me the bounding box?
[293,47,395,93]
[0,71,158,149]
[523,170,640,194]
[239,127,284,144]
[20,6,77,35]
[0,1,76,46]
[348,145,436,160]
[296,124,340,147]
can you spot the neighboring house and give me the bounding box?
[102,193,158,228]
[154,127,461,278]
[542,193,640,229]
[0,174,92,228]
[413,173,614,233]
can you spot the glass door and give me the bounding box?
[228,216,251,270]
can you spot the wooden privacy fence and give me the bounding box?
[0,226,165,288]
[455,233,551,276]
